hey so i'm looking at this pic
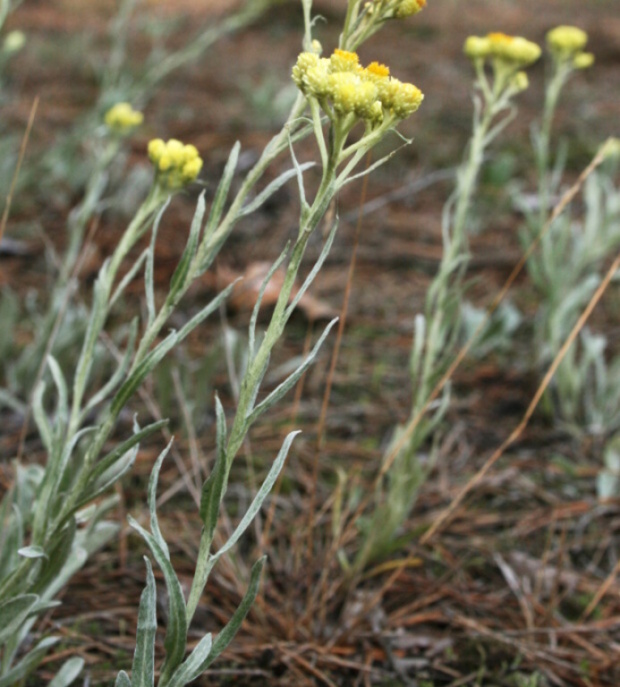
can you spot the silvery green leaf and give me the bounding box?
[203,142,240,242]
[166,633,212,687]
[31,518,76,595]
[48,657,85,687]
[128,519,187,678]
[115,671,131,687]
[72,262,110,407]
[40,546,88,602]
[169,192,206,296]
[47,356,68,432]
[238,163,315,219]
[89,419,168,486]
[131,558,157,687]
[210,430,300,565]
[110,248,148,312]
[145,200,170,323]
[246,318,337,424]
[147,438,174,560]
[79,521,119,557]
[111,330,179,416]
[75,441,138,510]
[176,281,237,344]
[0,636,59,687]
[200,396,227,534]
[32,382,52,453]
[287,132,308,210]
[201,557,265,669]
[17,545,46,559]
[285,218,337,320]
[0,594,39,643]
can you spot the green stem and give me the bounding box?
[186,160,337,623]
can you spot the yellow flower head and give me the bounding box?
[464,35,492,60]
[464,33,540,69]
[292,48,423,126]
[573,51,594,69]
[395,0,426,19]
[547,25,588,56]
[148,138,203,190]
[330,49,361,73]
[105,102,144,134]
[364,61,391,80]
[328,72,377,117]
[488,33,541,66]
[390,81,424,118]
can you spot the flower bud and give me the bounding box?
[547,25,588,55]
[573,52,594,69]
[105,103,144,135]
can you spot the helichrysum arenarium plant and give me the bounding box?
[0,0,432,684]
[352,30,542,572]
[515,27,620,441]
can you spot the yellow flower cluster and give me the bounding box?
[147,139,203,189]
[104,103,144,134]
[546,25,594,69]
[292,48,423,124]
[464,32,541,67]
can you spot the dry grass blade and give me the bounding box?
[0,97,38,247]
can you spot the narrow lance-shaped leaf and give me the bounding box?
[169,192,206,296]
[248,243,290,358]
[209,430,300,566]
[0,637,59,687]
[247,318,338,424]
[203,141,240,241]
[166,633,213,687]
[88,419,168,486]
[128,519,187,680]
[147,438,174,560]
[0,594,40,644]
[284,218,338,320]
[109,249,148,313]
[238,162,315,219]
[48,657,85,687]
[130,558,157,687]
[111,330,179,416]
[145,200,170,324]
[199,396,228,537]
[47,356,68,436]
[201,557,265,670]
[175,281,237,344]
[32,381,52,453]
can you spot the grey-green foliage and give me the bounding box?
[519,62,620,430]
[353,45,530,575]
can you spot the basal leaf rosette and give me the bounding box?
[148,138,204,191]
